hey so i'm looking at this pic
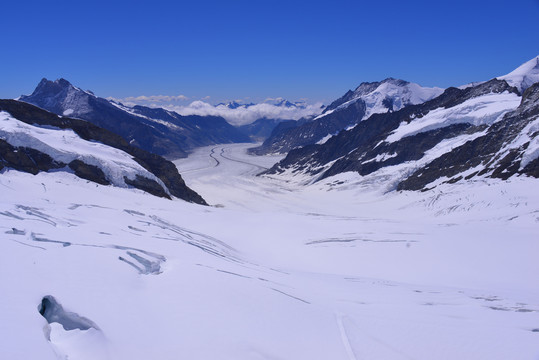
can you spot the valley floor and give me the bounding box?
[1,143,538,359]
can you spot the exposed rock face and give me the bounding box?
[0,139,65,174]
[124,175,170,199]
[19,78,250,158]
[68,160,110,186]
[263,79,537,191]
[0,99,207,204]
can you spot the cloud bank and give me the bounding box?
[165,101,324,126]
[109,96,324,126]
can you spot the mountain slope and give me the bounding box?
[20,79,251,158]
[0,99,207,204]
[236,117,284,141]
[398,82,539,190]
[263,77,536,190]
[124,103,252,147]
[249,78,443,155]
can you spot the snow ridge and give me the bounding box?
[498,55,539,93]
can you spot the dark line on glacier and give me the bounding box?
[271,288,310,304]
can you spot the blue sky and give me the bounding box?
[1,0,538,104]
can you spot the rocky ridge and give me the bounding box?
[0,99,207,204]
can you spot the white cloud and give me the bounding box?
[163,101,324,126]
[108,95,324,126]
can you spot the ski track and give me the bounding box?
[336,313,358,360]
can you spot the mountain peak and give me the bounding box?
[32,77,73,95]
[54,77,71,85]
[323,78,444,116]
[21,78,93,118]
[38,77,73,88]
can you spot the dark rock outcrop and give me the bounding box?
[68,160,110,185]
[0,139,65,174]
[124,175,170,199]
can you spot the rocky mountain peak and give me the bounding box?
[21,78,92,117]
[32,78,77,96]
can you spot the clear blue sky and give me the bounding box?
[1,0,538,104]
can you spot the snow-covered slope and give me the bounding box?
[498,55,539,93]
[320,78,444,121]
[385,91,520,143]
[1,143,537,360]
[250,78,443,155]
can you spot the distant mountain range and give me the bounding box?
[263,56,539,191]
[166,97,323,128]
[20,78,252,158]
[217,98,308,110]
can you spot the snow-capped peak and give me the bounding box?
[497,55,539,93]
[262,98,307,108]
[359,78,444,119]
[216,101,255,110]
[316,78,444,121]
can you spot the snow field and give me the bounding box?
[0,143,537,359]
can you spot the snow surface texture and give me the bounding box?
[498,55,539,93]
[2,143,538,360]
[0,111,167,192]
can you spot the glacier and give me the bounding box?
[2,143,537,359]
